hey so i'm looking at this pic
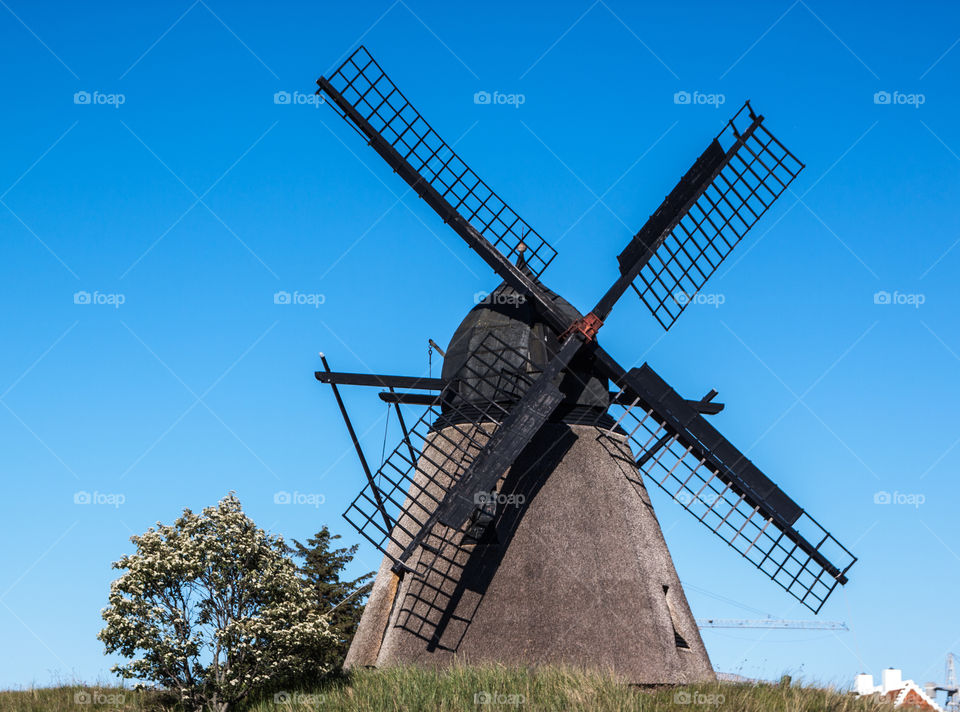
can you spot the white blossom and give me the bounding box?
[98,493,335,712]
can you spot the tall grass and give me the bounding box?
[1,666,898,712]
[0,685,174,712]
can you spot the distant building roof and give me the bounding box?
[855,670,943,711]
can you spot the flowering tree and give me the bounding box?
[98,494,335,712]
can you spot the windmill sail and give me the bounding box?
[618,102,804,330]
[599,364,856,613]
[317,46,557,280]
[343,332,545,573]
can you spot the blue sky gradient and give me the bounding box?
[2,0,959,695]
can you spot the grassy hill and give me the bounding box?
[0,666,899,712]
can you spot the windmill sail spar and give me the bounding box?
[316,46,557,281]
[602,364,856,613]
[618,102,805,330]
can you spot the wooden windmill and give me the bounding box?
[313,47,856,683]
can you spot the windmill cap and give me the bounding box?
[440,280,610,415]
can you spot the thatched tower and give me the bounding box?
[344,282,714,684]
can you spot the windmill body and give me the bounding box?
[344,283,713,681]
[313,47,857,682]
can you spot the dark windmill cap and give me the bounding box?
[440,276,611,426]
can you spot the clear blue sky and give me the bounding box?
[2,0,959,695]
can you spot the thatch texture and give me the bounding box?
[345,422,714,684]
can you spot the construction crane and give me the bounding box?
[925,653,959,712]
[696,618,848,631]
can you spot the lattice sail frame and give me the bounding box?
[343,332,542,574]
[319,47,852,608]
[595,366,856,613]
[628,102,805,330]
[320,46,557,278]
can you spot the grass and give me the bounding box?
[0,685,174,712]
[0,666,899,712]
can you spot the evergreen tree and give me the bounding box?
[291,527,374,670]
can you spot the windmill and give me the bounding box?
[313,47,856,683]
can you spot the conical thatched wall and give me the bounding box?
[344,421,714,684]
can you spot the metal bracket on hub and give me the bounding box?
[560,312,604,343]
